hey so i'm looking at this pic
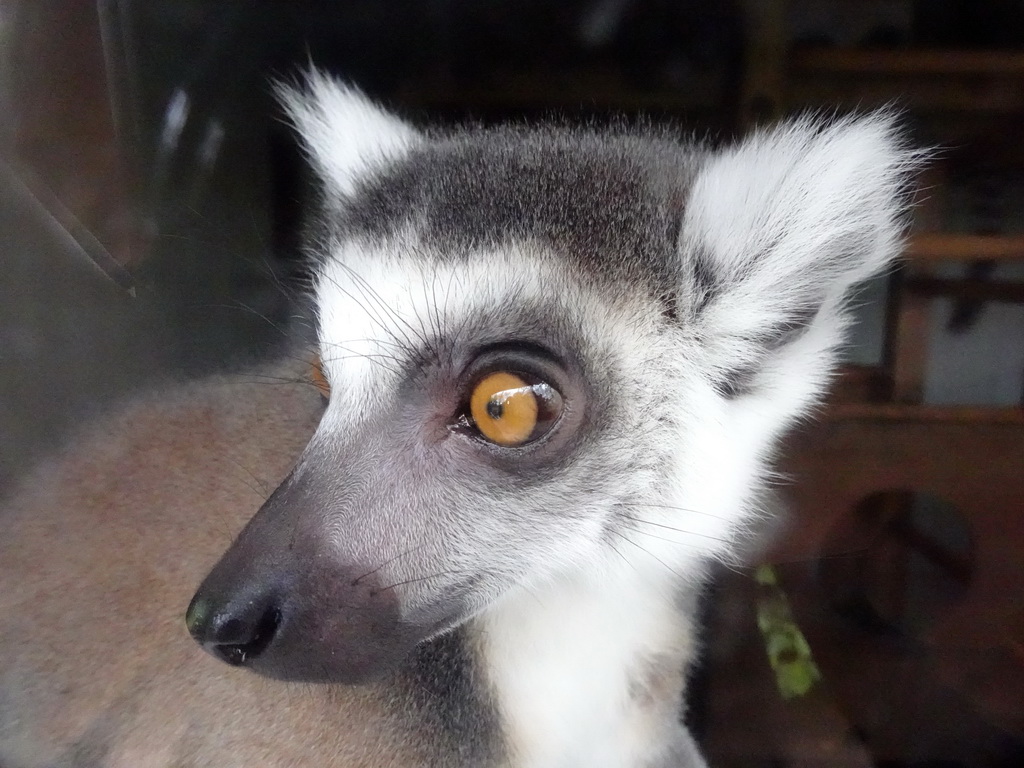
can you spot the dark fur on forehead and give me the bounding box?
[335,125,700,293]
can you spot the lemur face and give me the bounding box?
[187,73,917,683]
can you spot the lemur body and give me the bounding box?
[0,74,915,767]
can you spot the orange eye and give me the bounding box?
[310,354,331,399]
[468,371,562,447]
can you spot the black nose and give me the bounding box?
[185,591,282,667]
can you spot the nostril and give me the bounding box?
[186,592,282,667]
[205,606,281,666]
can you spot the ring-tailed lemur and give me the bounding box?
[0,72,916,767]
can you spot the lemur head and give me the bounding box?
[187,72,916,683]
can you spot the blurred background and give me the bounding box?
[1,1,1022,765]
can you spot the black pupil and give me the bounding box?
[486,398,504,420]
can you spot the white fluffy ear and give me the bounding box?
[277,71,419,197]
[680,112,919,396]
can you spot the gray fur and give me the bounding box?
[335,125,697,294]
